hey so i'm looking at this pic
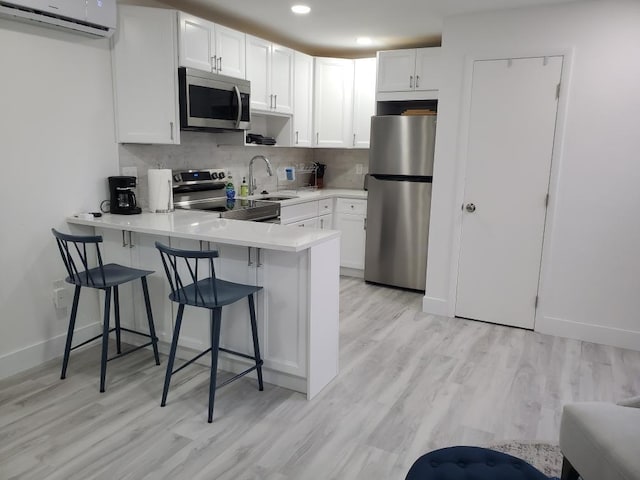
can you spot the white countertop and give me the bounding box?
[67,209,338,253]
[246,188,368,206]
[67,189,366,252]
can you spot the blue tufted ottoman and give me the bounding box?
[406,446,559,480]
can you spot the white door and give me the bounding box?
[376,49,415,92]
[293,51,314,147]
[214,25,245,78]
[414,47,441,92]
[336,213,366,269]
[178,12,213,72]
[314,57,354,148]
[246,35,271,111]
[271,45,294,114]
[352,58,376,148]
[455,56,562,329]
[112,6,180,144]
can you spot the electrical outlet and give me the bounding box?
[122,166,137,178]
[355,163,363,175]
[53,287,70,309]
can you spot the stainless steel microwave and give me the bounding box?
[178,67,251,131]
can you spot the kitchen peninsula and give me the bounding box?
[67,210,340,399]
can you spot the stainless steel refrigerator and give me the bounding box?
[364,115,436,291]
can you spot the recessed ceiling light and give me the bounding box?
[356,37,373,46]
[291,5,311,14]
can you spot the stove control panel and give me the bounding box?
[172,169,226,186]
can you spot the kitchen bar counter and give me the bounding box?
[66,206,342,400]
[67,210,340,252]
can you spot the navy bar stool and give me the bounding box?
[155,241,264,423]
[52,228,160,392]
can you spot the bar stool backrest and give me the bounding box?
[155,241,220,307]
[52,228,106,287]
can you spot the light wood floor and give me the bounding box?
[2,277,640,480]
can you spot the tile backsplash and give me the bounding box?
[119,131,369,208]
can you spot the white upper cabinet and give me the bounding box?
[376,49,416,92]
[313,57,355,148]
[214,24,246,78]
[246,35,294,114]
[246,36,271,111]
[352,58,376,149]
[178,12,245,78]
[377,47,440,99]
[293,51,314,147]
[414,48,441,92]
[111,5,180,144]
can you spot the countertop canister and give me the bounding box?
[148,169,174,213]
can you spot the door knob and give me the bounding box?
[465,203,476,213]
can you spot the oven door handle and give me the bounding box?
[233,85,242,129]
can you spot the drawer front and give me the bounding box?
[336,198,367,215]
[288,217,320,228]
[280,200,319,223]
[318,198,333,214]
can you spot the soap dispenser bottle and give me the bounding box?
[240,177,249,197]
[225,173,235,199]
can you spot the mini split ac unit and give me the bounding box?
[0,0,116,38]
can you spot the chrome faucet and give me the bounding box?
[248,155,274,195]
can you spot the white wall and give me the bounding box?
[0,19,119,378]
[424,1,640,349]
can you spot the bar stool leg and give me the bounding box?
[161,304,184,407]
[141,277,160,365]
[248,294,264,391]
[100,287,112,393]
[113,285,122,355]
[208,307,222,423]
[61,286,81,380]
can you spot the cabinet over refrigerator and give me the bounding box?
[364,115,436,291]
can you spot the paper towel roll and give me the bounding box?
[148,169,174,213]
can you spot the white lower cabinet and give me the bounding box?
[319,213,333,230]
[169,238,308,380]
[335,198,367,270]
[96,228,173,343]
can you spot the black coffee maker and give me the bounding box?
[108,176,142,214]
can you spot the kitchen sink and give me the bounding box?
[260,195,298,201]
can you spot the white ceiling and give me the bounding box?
[161,0,585,56]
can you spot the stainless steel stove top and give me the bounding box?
[172,169,280,222]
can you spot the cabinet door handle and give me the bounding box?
[295,131,299,145]
[364,218,367,231]
[128,231,134,248]
[353,133,356,147]
[316,132,319,144]
[170,122,174,141]
[320,218,324,228]
[409,75,414,89]
[274,94,277,109]
[122,230,127,247]
[211,55,217,71]
[416,75,420,88]
[269,94,273,109]
[256,248,262,267]
[218,57,222,72]
[247,247,253,266]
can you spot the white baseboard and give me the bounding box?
[340,267,364,278]
[422,295,451,317]
[536,315,640,351]
[0,322,102,380]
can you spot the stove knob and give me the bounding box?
[218,172,226,180]
[173,174,181,182]
[211,172,218,179]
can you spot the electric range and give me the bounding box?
[172,169,280,222]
